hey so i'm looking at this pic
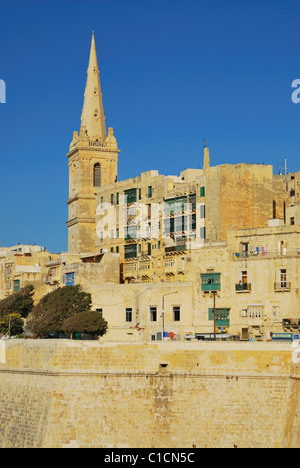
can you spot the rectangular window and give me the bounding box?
[150,307,157,322]
[190,213,197,230]
[280,269,287,288]
[208,308,230,326]
[110,229,114,239]
[148,186,153,198]
[116,192,119,205]
[101,197,104,208]
[173,306,181,322]
[125,225,137,240]
[201,273,221,291]
[273,306,280,321]
[189,193,196,210]
[111,194,114,205]
[241,271,248,284]
[248,306,263,319]
[200,186,205,197]
[13,279,20,292]
[273,200,276,219]
[200,227,206,239]
[110,247,114,252]
[200,204,205,218]
[164,217,175,235]
[124,244,137,259]
[241,242,249,257]
[147,243,151,255]
[65,272,75,287]
[124,188,137,204]
[116,246,119,253]
[279,240,287,256]
[126,308,133,322]
[139,188,142,200]
[175,216,187,232]
[116,228,119,239]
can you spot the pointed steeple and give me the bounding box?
[81,33,107,141]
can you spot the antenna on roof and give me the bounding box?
[277,159,288,175]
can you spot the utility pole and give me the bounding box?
[213,291,216,341]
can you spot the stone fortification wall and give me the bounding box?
[0,340,299,448]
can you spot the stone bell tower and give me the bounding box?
[67,33,120,254]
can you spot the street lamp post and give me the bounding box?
[212,291,217,341]
[161,291,178,341]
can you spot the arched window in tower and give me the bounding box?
[93,163,101,187]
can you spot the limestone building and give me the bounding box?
[67,35,289,273]
[62,34,300,342]
[0,245,56,303]
[1,34,297,342]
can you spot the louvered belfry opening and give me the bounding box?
[93,163,101,187]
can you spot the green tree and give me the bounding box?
[62,310,108,339]
[0,285,34,319]
[26,285,92,337]
[0,313,24,336]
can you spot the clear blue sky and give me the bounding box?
[0,0,299,253]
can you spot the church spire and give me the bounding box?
[81,33,107,141]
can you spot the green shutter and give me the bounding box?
[208,308,230,326]
[201,273,221,291]
[124,244,137,259]
[124,188,137,204]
